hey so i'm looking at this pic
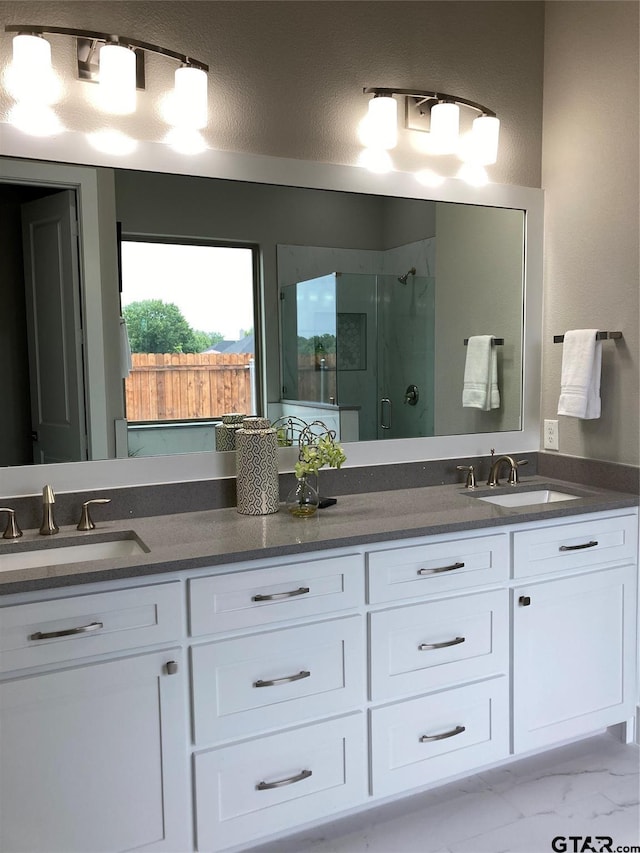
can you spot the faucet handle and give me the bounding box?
[0,508,22,540]
[456,465,477,490]
[77,498,112,531]
[508,459,529,485]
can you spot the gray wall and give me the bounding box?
[0,1,545,187]
[541,1,639,466]
[434,204,524,436]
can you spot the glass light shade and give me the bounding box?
[470,115,500,165]
[13,33,51,73]
[173,66,208,129]
[430,101,460,154]
[366,95,398,150]
[10,34,58,104]
[99,43,136,114]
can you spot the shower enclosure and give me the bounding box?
[280,271,435,441]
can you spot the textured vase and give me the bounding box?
[215,413,246,451]
[235,418,280,515]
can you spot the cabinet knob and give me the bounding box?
[519,595,531,607]
[165,660,179,675]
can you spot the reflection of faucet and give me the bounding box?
[40,485,59,535]
[487,455,528,487]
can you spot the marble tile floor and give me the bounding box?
[254,734,639,853]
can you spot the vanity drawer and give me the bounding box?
[513,511,638,579]
[370,677,509,798]
[189,553,363,636]
[191,615,365,744]
[367,533,508,604]
[0,582,183,673]
[369,590,508,701]
[194,713,366,852]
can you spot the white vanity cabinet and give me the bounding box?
[0,504,637,853]
[512,511,638,752]
[0,582,190,853]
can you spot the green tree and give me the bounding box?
[123,299,220,354]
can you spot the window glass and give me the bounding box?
[120,240,258,423]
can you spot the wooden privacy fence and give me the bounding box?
[125,353,253,421]
[294,354,337,403]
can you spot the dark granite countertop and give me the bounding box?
[0,476,637,595]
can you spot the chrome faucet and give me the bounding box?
[487,455,528,487]
[39,484,59,535]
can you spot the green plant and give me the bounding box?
[294,433,346,479]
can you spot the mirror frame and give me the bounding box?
[0,126,542,497]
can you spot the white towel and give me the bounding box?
[462,335,500,410]
[119,317,132,379]
[557,329,602,419]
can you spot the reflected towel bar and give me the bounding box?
[553,331,623,343]
[463,338,504,346]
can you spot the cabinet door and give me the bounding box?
[0,650,189,853]
[513,565,637,753]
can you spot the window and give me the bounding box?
[120,239,260,425]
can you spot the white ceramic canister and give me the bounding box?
[235,417,280,515]
[215,413,246,451]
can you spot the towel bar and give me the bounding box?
[553,331,622,343]
[463,338,504,346]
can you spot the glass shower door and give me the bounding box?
[376,274,435,440]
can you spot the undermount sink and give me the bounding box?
[0,533,148,572]
[476,489,581,508]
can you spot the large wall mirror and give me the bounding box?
[0,139,542,496]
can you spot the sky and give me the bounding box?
[120,241,255,340]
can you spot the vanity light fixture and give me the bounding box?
[361,87,500,180]
[4,24,209,139]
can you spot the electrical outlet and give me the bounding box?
[544,419,559,451]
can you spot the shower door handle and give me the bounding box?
[380,398,392,430]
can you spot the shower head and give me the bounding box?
[398,267,416,284]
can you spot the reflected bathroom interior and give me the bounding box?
[279,271,436,442]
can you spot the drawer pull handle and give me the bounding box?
[417,561,465,576]
[419,636,466,651]
[419,724,466,743]
[29,621,104,641]
[252,586,310,602]
[254,670,311,688]
[256,769,312,790]
[559,540,598,552]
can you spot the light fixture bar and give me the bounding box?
[5,24,209,73]
[363,87,496,118]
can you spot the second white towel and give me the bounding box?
[462,335,500,411]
